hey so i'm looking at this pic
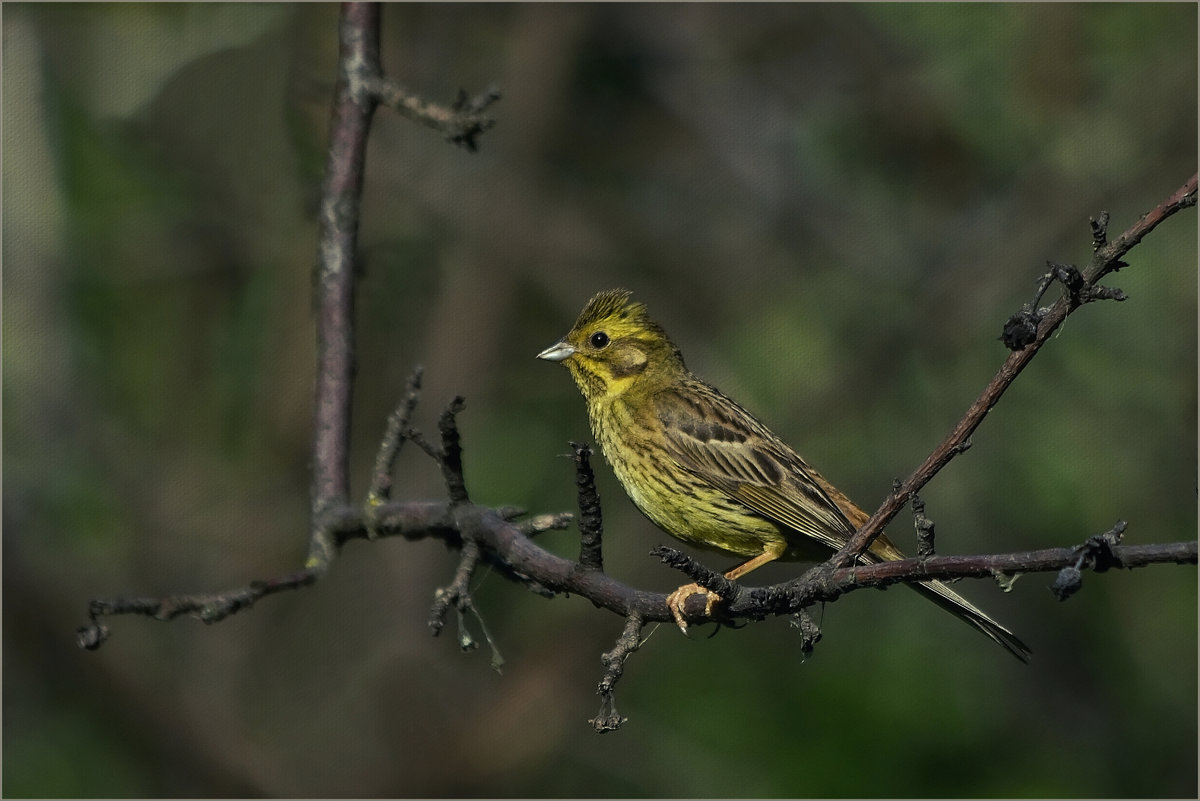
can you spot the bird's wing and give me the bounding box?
[654,385,858,553]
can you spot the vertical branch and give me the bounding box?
[572,442,604,571]
[591,613,644,733]
[437,398,470,504]
[308,3,381,572]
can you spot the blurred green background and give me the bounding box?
[4,3,1196,797]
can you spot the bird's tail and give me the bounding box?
[909,579,1031,663]
[830,495,1030,662]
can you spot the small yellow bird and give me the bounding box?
[539,288,1030,661]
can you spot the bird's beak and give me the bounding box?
[537,341,575,362]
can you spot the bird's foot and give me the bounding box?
[665,583,722,633]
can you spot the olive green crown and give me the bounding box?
[574,288,641,330]
[571,288,683,366]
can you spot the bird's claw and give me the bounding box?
[665,583,721,633]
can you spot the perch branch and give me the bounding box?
[78,494,1195,651]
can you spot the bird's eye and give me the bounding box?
[590,331,610,349]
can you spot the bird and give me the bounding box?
[537,288,1030,662]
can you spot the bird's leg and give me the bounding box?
[666,544,786,632]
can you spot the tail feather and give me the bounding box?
[910,579,1031,663]
[823,501,1029,661]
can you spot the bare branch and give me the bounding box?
[308,2,381,575]
[77,568,319,651]
[834,174,1199,569]
[572,442,604,571]
[428,538,504,673]
[911,492,936,559]
[438,398,470,504]
[367,366,424,509]
[651,545,740,602]
[79,3,508,650]
[77,493,1195,648]
[367,77,501,151]
[679,535,1197,625]
[591,613,644,733]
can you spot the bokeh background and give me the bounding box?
[4,3,1196,797]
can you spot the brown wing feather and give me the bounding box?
[654,383,858,554]
[652,381,1030,660]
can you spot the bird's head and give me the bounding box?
[537,288,685,402]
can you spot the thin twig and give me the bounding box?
[367,366,424,507]
[591,613,644,732]
[367,77,501,151]
[77,568,319,650]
